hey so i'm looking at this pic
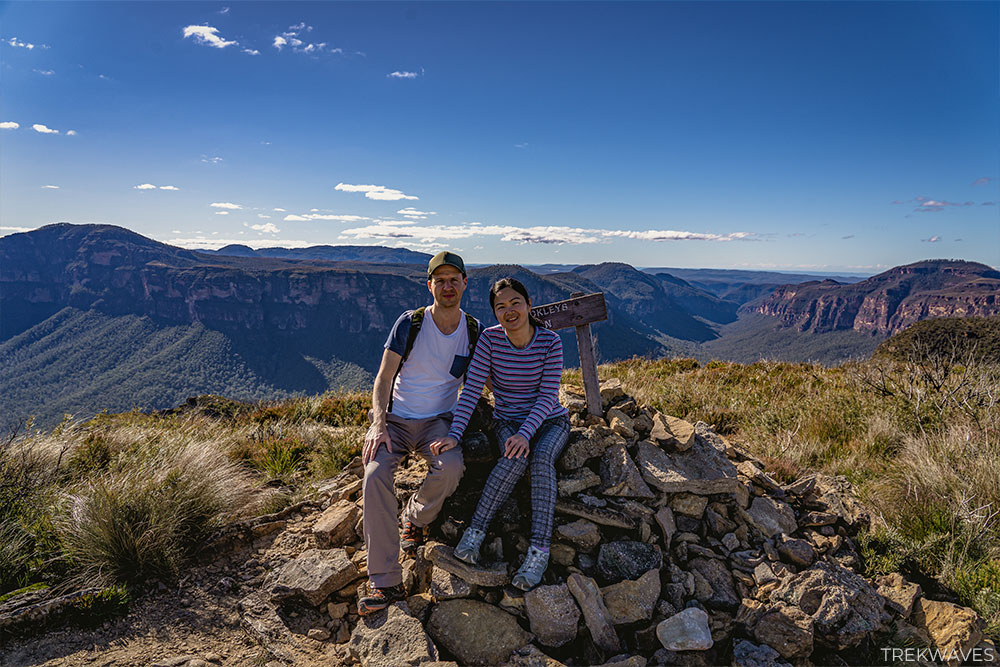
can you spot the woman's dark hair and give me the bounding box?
[489,277,544,328]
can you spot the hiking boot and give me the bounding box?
[400,518,424,555]
[511,545,549,591]
[453,527,486,566]
[357,581,405,616]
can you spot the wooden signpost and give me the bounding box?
[530,292,607,417]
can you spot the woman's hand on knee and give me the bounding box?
[430,436,459,455]
[503,434,530,459]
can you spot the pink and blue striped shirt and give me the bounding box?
[448,325,568,443]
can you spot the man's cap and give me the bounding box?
[428,251,466,277]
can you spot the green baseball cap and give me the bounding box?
[427,251,466,277]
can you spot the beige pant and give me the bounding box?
[362,412,465,587]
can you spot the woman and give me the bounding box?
[432,277,570,591]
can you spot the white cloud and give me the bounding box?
[218,6,230,14]
[33,69,54,76]
[169,236,312,250]
[210,202,242,209]
[388,70,418,79]
[242,48,260,56]
[42,185,60,189]
[1,226,37,236]
[159,185,180,191]
[922,235,942,243]
[514,142,529,149]
[338,222,753,246]
[398,207,436,219]
[182,25,237,49]
[5,37,47,50]
[215,211,230,215]
[133,183,157,190]
[32,124,58,134]
[0,122,19,130]
[335,182,418,201]
[273,207,286,212]
[273,36,287,50]
[257,214,271,219]
[251,223,280,233]
[66,130,77,136]
[284,213,371,222]
[201,155,223,164]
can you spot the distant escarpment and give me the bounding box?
[750,260,1000,336]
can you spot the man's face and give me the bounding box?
[428,265,467,308]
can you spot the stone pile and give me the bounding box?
[234,378,994,666]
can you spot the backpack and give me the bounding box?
[387,307,481,412]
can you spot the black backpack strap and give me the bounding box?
[387,307,426,413]
[465,312,481,357]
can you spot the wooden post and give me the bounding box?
[530,291,607,417]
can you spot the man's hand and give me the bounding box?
[429,436,459,456]
[363,422,392,465]
[503,433,530,459]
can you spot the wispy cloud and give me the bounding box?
[215,211,230,215]
[398,207,436,219]
[922,235,942,243]
[159,185,180,191]
[169,236,312,250]
[896,196,983,214]
[33,69,54,76]
[182,25,237,49]
[201,156,223,164]
[133,183,157,190]
[32,123,58,134]
[273,36,287,50]
[514,142,529,149]
[339,222,753,246]
[335,182,418,201]
[251,223,279,233]
[242,48,259,56]
[210,202,242,209]
[283,213,371,222]
[5,37,48,50]
[66,130,77,136]
[0,121,19,130]
[218,7,230,14]
[1,226,38,236]
[972,177,997,186]
[42,185,60,189]
[273,23,330,54]
[388,70,419,79]
[273,207,286,212]
[842,235,855,239]
[257,214,270,219]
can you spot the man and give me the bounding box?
[358,251,483,616]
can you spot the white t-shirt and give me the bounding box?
[385,309,474,419]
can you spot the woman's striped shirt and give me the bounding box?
[448,325,569,443]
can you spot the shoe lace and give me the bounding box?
[521,547,548,574]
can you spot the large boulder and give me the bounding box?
[687,557,740,612]
[769,561,887,650]
[600,443,655,498]
[558,428,612,470]
[601,568,660,625]
[746,497,797,538]
[424,542,510,587]
[524,584,580,647]
[348,603,440,666]
[649,413,696,451]
[910,598,984,659]
[267,548,359,606]
[567,573,622,654]
[427,599,534,666]
[753,603,814,659]
[635,437,741,496]
[312,500,361,547]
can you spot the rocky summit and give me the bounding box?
[2,381,993,666]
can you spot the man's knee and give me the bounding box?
[363,457,395,493]
[433,449,465,487]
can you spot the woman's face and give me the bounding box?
[492,286,532,334]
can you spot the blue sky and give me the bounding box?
[1,1,997,273]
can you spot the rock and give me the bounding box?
[654,506,677,551]
[555,519,602,551]
[732,639,791,667]
[312,500,362,548]
[635,439,740,496]
[349,602,440,666]
[770,561,887,650]
[525,584,581,647]
[424,542,510,587]
[500,644,567,666]
[798,511,837,527]
[910,597,984,658]
[633,411,654,436]
[550,543,576,566]
[558,467,602,496]
[598,657,646,667]
[499,587,525,616]
[687,558,739,611]
[600,443,655,498]
[650,413,696,451]
[427,599,534,666]
[327,601,349,620]
[656,607,713,651]
[601,568,660,625]
[567,573,622,653]
[876,573,922,618]
[746,497,797,538]
[671,494,708,518]
[461,431,494,464]
[777,539,814,567]
[406,593,433,621]
[237,592,298,664]
[753,603,814,659]
[597,540,662,584]
[430,566,476,600]
[555,499,637,529]
[607,407,636,439]
[307,627,331,641]
[722,533,740,551]
[737,461,783,494]
[600,378,626,408]
[267,548,359,606]
[558,428,613,470]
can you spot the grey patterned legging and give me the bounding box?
[469,414,571,549]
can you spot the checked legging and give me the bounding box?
[469,414,571,549]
